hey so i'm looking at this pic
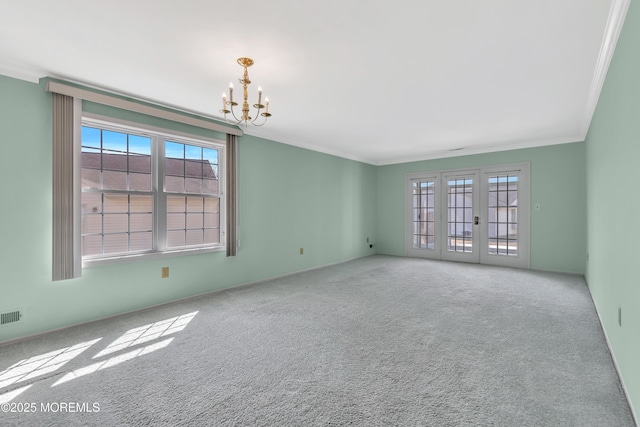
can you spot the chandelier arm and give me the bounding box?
[229,105,243,124]
[250,107,263,124]
[253,111,270,126]
[251,118,268,127]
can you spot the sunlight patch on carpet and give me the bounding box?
[92,311,198,359]
[0,384,33,404]
[53,338,174,387]
[0,338,102,390]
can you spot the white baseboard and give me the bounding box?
[586,278,638,426]
[0,254,374,347]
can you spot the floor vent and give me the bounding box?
[1,310,22,325]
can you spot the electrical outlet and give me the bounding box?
[161,267,169,278]
[299,248,304,255]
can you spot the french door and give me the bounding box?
[406,163,530,269]
[440,171,479,263]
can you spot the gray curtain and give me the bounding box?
[226,134,238,257]
[52,93,81,280]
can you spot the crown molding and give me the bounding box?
[241,128,379,165]
[0,64,42,83]
[580,0,631,138]
[377,136,584,166]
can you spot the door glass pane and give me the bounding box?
[487,175,518,256]
[447,178,473,253]
[411,180,436,249]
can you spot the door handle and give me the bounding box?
[474,216,480,225]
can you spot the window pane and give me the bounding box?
[83,193,102,214]
[129,135,151,156]
[83,214,102,234]
[103,233,128,254]
[165,142,219,197]
[129,154,151,174]
[82,152,101,169]
[129,173,151,191]
[130,213,152,232]
[103,170,127,190]
[204,213,219,228]
[103,194,127,213]
[203,179,218,194]
[185,178,202,193]
[167,230,185,247]
[102,130,127,153]
[185,159,203,178]
[203,148,218,179]
[82,168,101,189]
[167,213,185,230]
[102,153,127,172]
[204,229,220,244]
[166,158,185,177]
[187,196,204,212]
[81,126,153,192]
[165,141,184,159]
[130,232,152,252]
[187,213,203,229]
[82,127,101,149]
[130,195,152,213]
[167,196,186,213]
[103,214,128,234]
[204,197,220,212]
[186,229,203,246]
[83,235,102,256]
[166,176,184,192]
[185,144,201,160]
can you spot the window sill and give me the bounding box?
[82,246,226,268]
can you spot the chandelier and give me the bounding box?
[220,57,271,126]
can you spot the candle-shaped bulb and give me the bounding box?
[265,97,270,113]
[222,93,227,108]
[257,86,263,105]
[229,82,234,102]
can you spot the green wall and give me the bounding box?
[0,75,377,342]
[585,0,640,417]
[376,142,587,274]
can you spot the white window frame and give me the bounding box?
[81,113,226,267]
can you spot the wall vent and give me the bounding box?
[1,310,23,326]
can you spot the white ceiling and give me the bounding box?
[0,1,629,165]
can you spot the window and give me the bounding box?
[487,174,519,256]
[81,118,224,261]
[411,179,436,250]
